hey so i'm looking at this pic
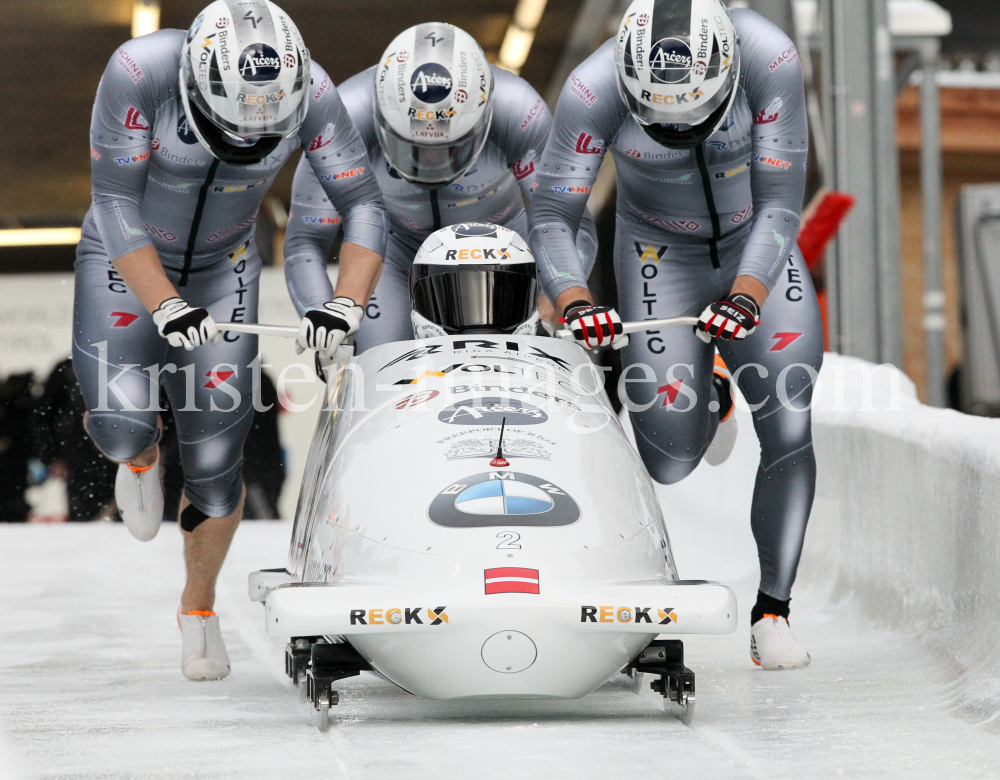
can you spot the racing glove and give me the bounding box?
[296,297,364,358]
[695,293,760,343]
[562,301,629,349]
[152,298,220,350]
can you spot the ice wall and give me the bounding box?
[803,354,1000,726]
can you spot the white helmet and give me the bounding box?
[180,0,310,164]
[374,23,494,187]
[410,223,538,337]
[615,0,740,148]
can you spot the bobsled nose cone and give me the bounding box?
[481,631,537,673]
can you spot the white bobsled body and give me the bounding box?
[262,335,736,700]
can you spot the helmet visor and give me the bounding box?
[182,53,309,140]
[375,104,493,186]
[410,264,537,334]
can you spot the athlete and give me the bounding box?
[74,0,386,680]
[529,0,823,669]
[281,22,597,351]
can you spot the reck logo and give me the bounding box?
[407,107,456,121]
[443,248,510,260]
[349,607,448,625]
[580,606,678,624]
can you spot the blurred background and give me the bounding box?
[2,0,999,522]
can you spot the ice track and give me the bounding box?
[2,407,999,778]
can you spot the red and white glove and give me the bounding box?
[152,298,220,350]
[296,297,363,358]
[695,293,760,343]
[562,301,629,349]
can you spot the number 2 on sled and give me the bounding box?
[496,532,521,549]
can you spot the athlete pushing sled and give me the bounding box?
[73,0,386,680]
[529,0,823,668]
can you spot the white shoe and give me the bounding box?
[115,457,164,541]
[750,615,811,669]
[179,610,231,681]
[705,357,738,467]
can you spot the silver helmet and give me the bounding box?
[615,0,740,148]
[179,0,310,164]
[374,23,494,187]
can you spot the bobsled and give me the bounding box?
[250,334,737,727]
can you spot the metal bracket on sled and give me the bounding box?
[626,639,696,725]
[286,638,372,730]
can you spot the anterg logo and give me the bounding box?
[438,397,547,426]
[649,38,693,84]
[410,63,453,103]
[238,43,282,84]
[177,113,198,144]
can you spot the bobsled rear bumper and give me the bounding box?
[258,579,736,637]
[253,576,736,700]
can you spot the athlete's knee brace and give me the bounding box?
[84,412,159,462]
[180,503,211,532]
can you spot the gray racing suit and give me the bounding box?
[282,65,598,351]
[73,29,387,517]
[528,10,822,602]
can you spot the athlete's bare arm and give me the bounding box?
[729,276,769,306]
[111,245,180,314]
[333,242,383,305]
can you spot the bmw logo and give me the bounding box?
[429,472,579,528]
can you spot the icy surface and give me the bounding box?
[2,407,1000,777]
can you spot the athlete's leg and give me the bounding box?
[72,242,167,463]
[162,246,261,612]
[179,488,243,612]
[718,251,824,603]
[354,232,416,352]
[614,221,725,483]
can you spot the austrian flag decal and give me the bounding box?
[484,567,540,595]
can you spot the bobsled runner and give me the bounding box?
[250,334,737,728]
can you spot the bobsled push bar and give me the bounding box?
[216,322,299,339]
[216,317,698,341]
[555,316,699,341]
